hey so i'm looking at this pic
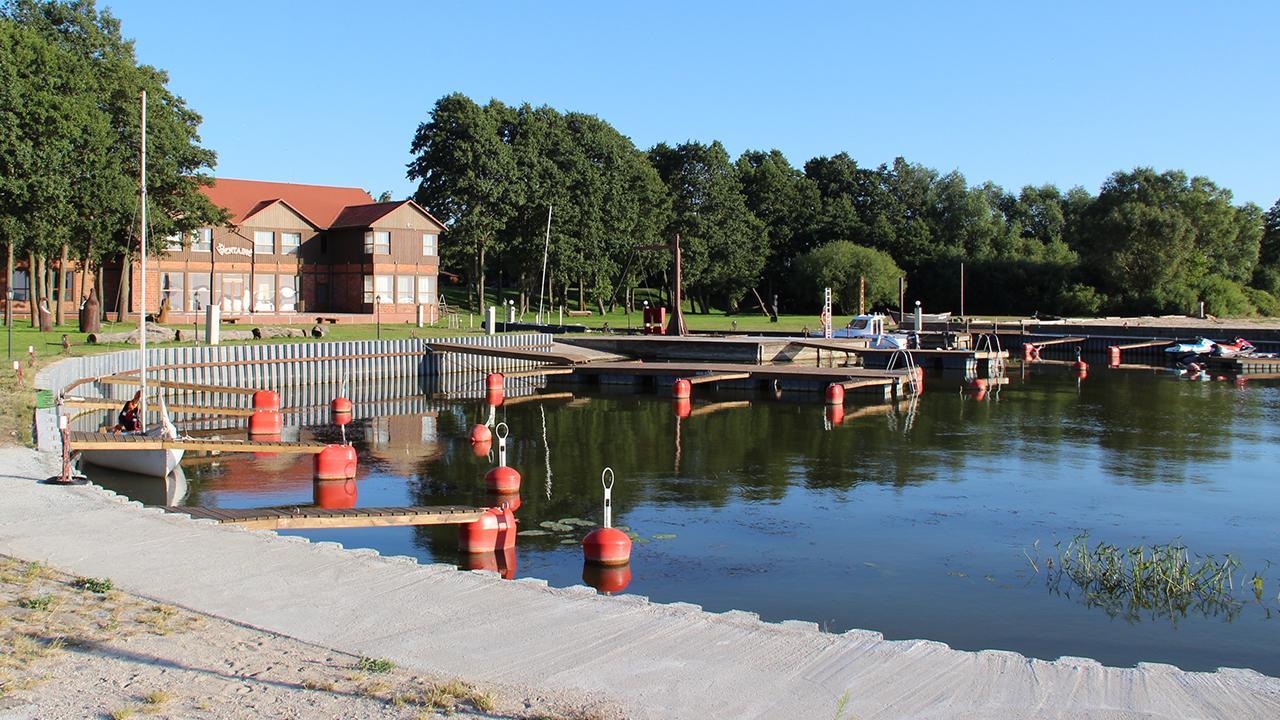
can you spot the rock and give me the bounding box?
[252,326,307,339]
[87,322,177,345]
[311,324,327,338]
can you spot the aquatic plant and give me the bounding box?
[1029,532,1275,624]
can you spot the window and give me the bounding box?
[422,233,437,256]
[253,274,277,312]
[254,230,274,255]
[191,228,213,253]
[281,232,301,255]
[163,233,182,253]
[160,272,184,312]
[364,230,390,254]
[10,270,30,301]
[190,273,211,311]
[278,274,299,312]
[417,275,436,305]
[363,275,393,303]
[396,275,414,304]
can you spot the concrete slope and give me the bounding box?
[1,448,1277,720]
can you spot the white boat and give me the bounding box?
[1164,337,1215,355]
[79,398,185,477]
[817,314,913,349]
[75,91,184,479]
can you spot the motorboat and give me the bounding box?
[1210,338,1255,358]
[817,314,913,348]
[78,397,185,477]
[1164,337,1215,355]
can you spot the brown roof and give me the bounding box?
[239,198,321,228]
[201,179,374,228]
[330,199,447,230]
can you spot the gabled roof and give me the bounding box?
[239,198,322,229]
[202,178,375,228]
[330,199,447,230]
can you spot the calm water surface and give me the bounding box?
[91,366,1280,675]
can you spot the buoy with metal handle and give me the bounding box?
[582,468,632,566]
[485,422,521,493]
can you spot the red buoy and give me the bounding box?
[486,388,505,406]
[1022,343,1036,362]
[314,443,358,480]
[583,527,632,566]
[457,506,517,553]
[673,398,691,419]
[966,378,989,392]
[471,438,492,457]
[1107,346,1121,368]
[825,383,845,406]
[1073,360,1089,372]
[485,465,521,493]
[485,491,521,513]
[469,424,492,444]
[1074,366,1089,379]
[486,373,505,391]
[582,563,631,594]
[248,409,283,437]
[672,378,692,399]
[460,546,518,580]
[252,390,280,411]
[330,397,352,426]
[313,478,357,509]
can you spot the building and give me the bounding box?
[118,178,446,323]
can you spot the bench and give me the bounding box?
[314,317,340,324]
[565,310,593,317]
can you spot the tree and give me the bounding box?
[649,141,766,312]
[792,241,902,313]
[736,149,819,298]
[408,93,520,311]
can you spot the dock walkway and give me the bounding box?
[160,505,483,530]
[67,431,328,454]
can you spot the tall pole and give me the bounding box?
[960,262,965,319]
[537,205,551,324]
[665,234,687,336]
[138,90,148,429]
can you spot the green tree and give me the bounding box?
[792,241,903,313]
[735,149,819,303]
[649,141,766,312]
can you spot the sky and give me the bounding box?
[104,1,1278,207]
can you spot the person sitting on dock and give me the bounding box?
[115,391,143,433]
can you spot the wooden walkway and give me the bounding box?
[159,505,484,530]
[1205,355,1280,374]
[570,361,913,396]
[67,431,327,454]
[424,341,626,365]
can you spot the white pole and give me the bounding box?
[138,90,148,430]
[537,205,552,324]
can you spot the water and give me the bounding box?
[89,366,1280,675]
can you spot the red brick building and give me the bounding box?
[121,178,446,323]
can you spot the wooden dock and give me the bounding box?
[1204,355,1280,374]
[424,341,625,365]
[567,361,913,398]
[160,505,484,530]
[67,431,327,454]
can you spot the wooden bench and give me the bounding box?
[314,316,340,324]
[566,309,593,317]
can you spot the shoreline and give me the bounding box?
[2,445,1277,719]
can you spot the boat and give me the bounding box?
[75,91,185,478]
[816,313,913,349]
[79,401,185,478]
[1164,337,1215,355]
[1210,338,1255,358]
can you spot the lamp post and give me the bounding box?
[375,296,382,340]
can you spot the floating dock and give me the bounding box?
[67,431,328,454]
[563,361,913,399]
[160,505,484,530]
[1204,355,1280,374]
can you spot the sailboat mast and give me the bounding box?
[537,204,551,323]
[138,90,148,429]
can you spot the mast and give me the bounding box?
[537,204,551,324]
[138,90,148,430]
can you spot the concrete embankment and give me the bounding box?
[1,447,1277,719]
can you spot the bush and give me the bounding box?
[1055,283,1105,316]
[1244,287,1280,316]
[1199,275,1255,317]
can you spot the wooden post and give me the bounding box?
[666,234,687,336]
[898,276,905,322]
[858,275,865,315]
[960,262,965,319]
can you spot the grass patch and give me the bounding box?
[355,655,395,674]
[109,705,140,720]
[71,577,113,593]
[300,676,335,692]
[141,689,172,705]
[16,595,53,611]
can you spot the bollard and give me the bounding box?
[583,468,632,566]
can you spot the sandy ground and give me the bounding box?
[2,445,1279,719]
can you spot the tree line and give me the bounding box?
[410,92,1280,318]
[0,0,223,327]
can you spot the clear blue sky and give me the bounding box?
[107,1,1278,207]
